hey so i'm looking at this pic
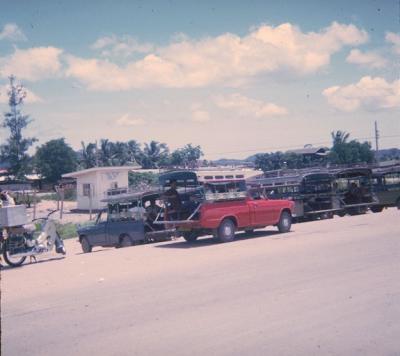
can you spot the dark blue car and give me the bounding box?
[77,190,174,253]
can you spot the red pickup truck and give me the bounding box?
[159,171,295,243]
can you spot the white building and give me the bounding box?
[62,166,139,210]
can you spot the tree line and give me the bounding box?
[1,76,398,184]
[254,130,378,172]
[0,77,203,183]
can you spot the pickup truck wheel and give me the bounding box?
[277,211,292,233]
[370,205,383,213]
[183,231,198,242]
[81,237,92,253]
[120,235,132,248]
[217,219,236,243]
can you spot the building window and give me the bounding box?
[83,183,91,197]
[110,182,118,189]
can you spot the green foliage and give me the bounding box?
[255,130,375,172]
[13,192,41,206]
[329,131,374,164]
[170,144,203,168]
[141,141,170,168]
[128,171,158,189]
[35,138,77,183]
[40,189,76,201]
[79,141,97,169]
[55,222,78,239]
[0,76,37,179]
[255,151,326,172]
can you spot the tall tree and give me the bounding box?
[142,141,169,168]
[35,138,77,183]
[79,141,98,169]
[331,130,350,146]
[170,144,203,168]
[0,76,37,179]
[329,131,374,164]
[98,139,113,166]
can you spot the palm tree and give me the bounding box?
[99,139,113,166]
[142,141,169,168]
[126,140,142,166]
[331,130,350,146]
[80,141,97,169]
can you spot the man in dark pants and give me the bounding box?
[163,180,182,220]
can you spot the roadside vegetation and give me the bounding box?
[1,75,399,186]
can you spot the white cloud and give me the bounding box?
[0,84,42,104]
[191,109,211,123]
[215,93,288,118]
[0,23,27,41]
[386,32,400,55]
[323,76,400,112]
[91,35,154,58]
[0,47,63,81]
[66,22,368,90]
[116,114,145,126]
[346,49,386,68]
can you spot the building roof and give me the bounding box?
[286,147,329,156]
[62,165,141,179]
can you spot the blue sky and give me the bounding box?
[0,0,399,159]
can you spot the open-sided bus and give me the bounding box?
[247,171,340,221]
[330,167,377,215]
[371,165,400,211]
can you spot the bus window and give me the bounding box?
[384,173,400,186]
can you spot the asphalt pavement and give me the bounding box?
[1,208,400,356]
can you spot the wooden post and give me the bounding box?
[89,185,93,220]
[59,185,65,220]
[56,185,60,210]
[33,189,37,220]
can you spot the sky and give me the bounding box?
[0,0,399,159]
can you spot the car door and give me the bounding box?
[89,212,107,246]
[249,197,277,225]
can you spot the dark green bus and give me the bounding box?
[371,165,400,212]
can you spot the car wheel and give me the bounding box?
[120,235,132,248]
[277,211,292,233]
[370,205,383,213]
[81,237,92,253]
[337,210,346,217]
[216,219,236,243]
[183,231,198,242]
[396,198,400,210]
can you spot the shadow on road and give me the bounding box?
[0,256,66,271]
[75,247,113,255]
[155,230,288,249]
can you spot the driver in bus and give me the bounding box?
[163,179,182,220]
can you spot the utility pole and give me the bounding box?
[374,120,380,163]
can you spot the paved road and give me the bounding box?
[1,209,400,356]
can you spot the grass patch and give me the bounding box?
[56,222,78,239]
[56,221,95,240]
[40,190,76,202]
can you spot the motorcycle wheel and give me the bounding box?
[3,249,26,267]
